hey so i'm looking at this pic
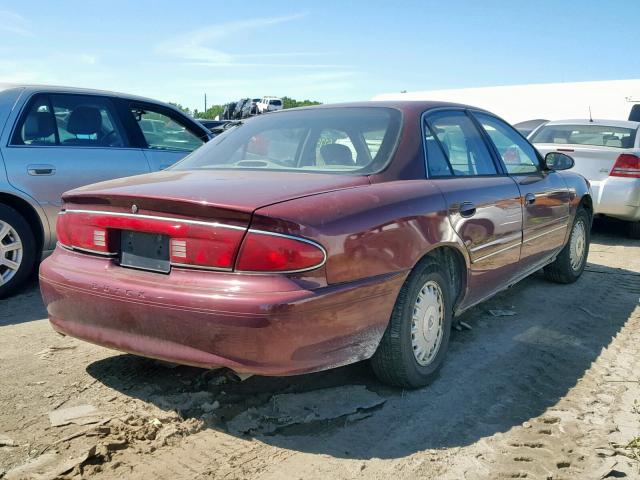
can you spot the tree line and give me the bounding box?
[170,96,322,120]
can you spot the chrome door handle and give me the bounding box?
[525,193,536,205]
[459,202,476,218]
[28,165,56,176]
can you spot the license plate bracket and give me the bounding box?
[120,230,170,273]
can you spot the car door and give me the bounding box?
[424,110,523,308]
[3,92,150,248]
[472,112,571,272]
[124,101,208,171]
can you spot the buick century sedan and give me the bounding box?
[39,101,592,388]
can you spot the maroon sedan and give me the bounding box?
[39,102,592,388]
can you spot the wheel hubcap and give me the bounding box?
[569,219,586,271]
[0,220,23,286]
[411,280,445,366]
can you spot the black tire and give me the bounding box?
[628,221,640,239]
[543,208,590,284]
[0,204,37,298]
[370,257,453,388]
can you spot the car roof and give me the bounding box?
[273,100,493,114]
[542,118,640,129]
[0,82,180,108]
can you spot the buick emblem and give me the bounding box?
[131,204,139,214]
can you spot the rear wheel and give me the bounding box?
[628,221,640,239]
[544,208,590,284]
[371,258,453,388]
[0,204,36,298]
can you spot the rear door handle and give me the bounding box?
[459,201,476,218]
[525,193,536,205]
[27,164,56,176]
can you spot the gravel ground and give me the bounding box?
[1,219,639,480]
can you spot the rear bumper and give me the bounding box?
[591,177,640,221]
[39,247,405,376]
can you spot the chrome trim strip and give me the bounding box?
[523,222,569,244]
[469,232,522,254]
[61,209,247,231]
[58,242,118,257]
[170,262,232,272]
[473,241,521,263]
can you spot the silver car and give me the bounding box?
[530,119,640,237]
[0,84,212,297]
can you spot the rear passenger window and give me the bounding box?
[425,111,498,176]
[131,106,204,152]
[424,125,452,176]
[11,93,126,148]
[474,112,540,174]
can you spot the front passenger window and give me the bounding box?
[474,112,540,174]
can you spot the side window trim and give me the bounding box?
[422,108,503,178]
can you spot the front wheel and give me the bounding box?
[544,208,590,284]
[371,258,453,388]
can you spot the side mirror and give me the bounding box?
[544,152,575,171]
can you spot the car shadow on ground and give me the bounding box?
[0,274,48,326]
[86,254,640,460]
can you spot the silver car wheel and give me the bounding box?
[411,280,445,366]
[569,219,586,271]
[0,220,23,286]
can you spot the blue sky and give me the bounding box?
[1,0,639,111]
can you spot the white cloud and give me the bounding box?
[0,10,33,37]
[157,13,312,65]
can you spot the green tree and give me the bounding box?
[281,96,322,109]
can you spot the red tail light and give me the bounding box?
[235,230,326,273]
[57,214,114,255]
[56,210,245,270]
[57,210,325,273]
[610,154,640,178]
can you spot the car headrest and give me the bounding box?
[320,143,353,166]
[67,106,102,135]
[24,111,56,140]
[604,137,622,147]
[621,136,634,148]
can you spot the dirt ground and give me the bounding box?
[1,219,639,480]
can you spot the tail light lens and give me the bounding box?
[56,210,325,273]
[56,210,245,269]
[235,231,326,273]
[610,154,640,178]
[57,214,113,254]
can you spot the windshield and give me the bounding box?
[530,124,637,148]
[172,107,402,174]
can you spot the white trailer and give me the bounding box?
[373,79,640,124]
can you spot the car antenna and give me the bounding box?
[588,106,593,122]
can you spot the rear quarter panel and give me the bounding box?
[251,181,469,285]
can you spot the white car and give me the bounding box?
[257,97,283,114]
[530,119,640,237]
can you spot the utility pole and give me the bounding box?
[204,93,207,113]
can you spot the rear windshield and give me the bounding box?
[530,124,637,148]
[172,107,402,174]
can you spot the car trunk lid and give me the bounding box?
[58,169,369,272]
[534,143,637,182]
